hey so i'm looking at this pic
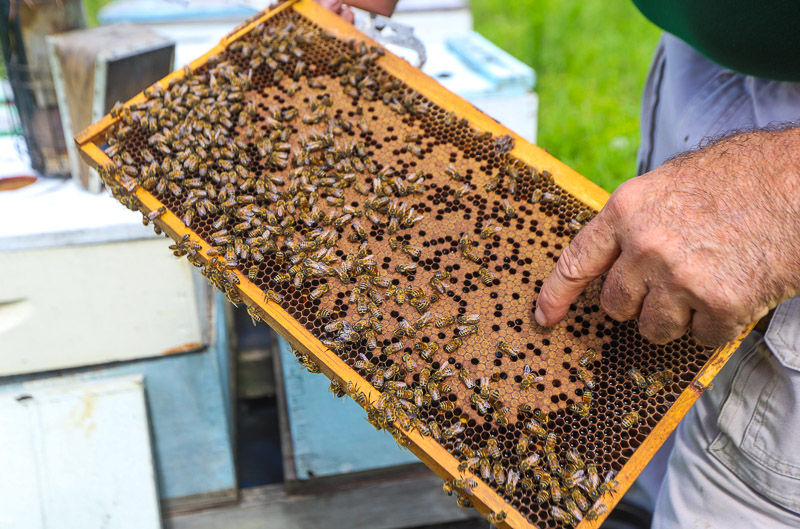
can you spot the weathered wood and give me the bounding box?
[165,465,480,529]
[47,23,173,190]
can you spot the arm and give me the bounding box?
[534,126,800,347]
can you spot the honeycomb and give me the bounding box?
[76,2,735,527]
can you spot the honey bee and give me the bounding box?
[442,481,454,496]
[571,488,590,511]
[402,353,417,371]
[493,463,505,485]
[518,403,533,415]
[486,511,507,524]
[544,432,558,453]
[622,411,640,428]
[429,276,446,295]
[247,306,262,325]
[456,325,478,337]
[321,339,344,353]
[597,475,619,496]
[520,453,540,472]
[478,267,495,286]
[414,312,433,330]
[585,463,601,492]
[428,420,442,441]
[418,344,436,362]
[480,381,500,403]
[458,368,474,389]
[329,379,346,398]
[577,368,596,390]
[365,330,378,349]
[480,224,501,239]
[444,338,463,354]
[579,347,597,367]
[550,481,563,503]
[566,448,585,469]
[645,374,665,396]
[498,341,520,360]
[515,436,529,455]
[352,391,368,407]
[502,199,516,218]
[471,393,490,415]
[627,368,647,388]
[309,284,330,300]
[586,503,608,521]
[547,452,562,476]
[410,298,430,313]
[419,367,431,386]
[401,242,422,258]
[524,418,547,439]
[383,342,404,355]
[550,506,576,525]
[569,403,590,418]
[536,487,551,505]
[273,272,291,284]
[439,400,455,411]
[520,365,544,389]
[396,263,417,275]
[455,495,472,509]
[353,353,376,374]
[435,315,455,328]
[443,423,464,439]
[486,438,501,459]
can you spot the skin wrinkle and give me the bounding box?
[536,126,800,347]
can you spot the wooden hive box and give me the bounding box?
[47,23,174,191]
[75,1,750,527]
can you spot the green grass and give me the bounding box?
[84,0,113,26]
[470,0,661,191]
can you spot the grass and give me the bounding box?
[470,0,661,191]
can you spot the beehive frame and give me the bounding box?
[76,1,751,527]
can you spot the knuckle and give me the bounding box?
[605,182,634,216]
[600,271,639,322]
[555,248,584,284]
[600,287,633,322]
[692,321,738,348]
[639,315,683,344]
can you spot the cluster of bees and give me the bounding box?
[91,8,685,528]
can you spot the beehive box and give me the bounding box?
[75,1,750,527]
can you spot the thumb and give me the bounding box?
[534,212,620,326]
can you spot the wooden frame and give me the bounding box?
[76,1,752,527]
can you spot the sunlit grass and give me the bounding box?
[470,0,661,190]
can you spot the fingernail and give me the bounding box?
[534,306,547,326]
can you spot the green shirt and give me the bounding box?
[633,0,800,82]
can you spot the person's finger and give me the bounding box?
[317,0,345,15]
[690,311,741,348]
[637,287,692,344]
[535,212,621,326]
[340,5,355,23]
[600,258,647,321]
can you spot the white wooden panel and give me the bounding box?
[0,238,202,376]
[0,375,161,529]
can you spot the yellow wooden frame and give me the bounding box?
[76,2,752,527]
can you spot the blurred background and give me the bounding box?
[0,1,659,528]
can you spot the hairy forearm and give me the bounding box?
[670,127,800,306]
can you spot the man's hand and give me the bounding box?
[534,128,800,347]
[318,0,355,23]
